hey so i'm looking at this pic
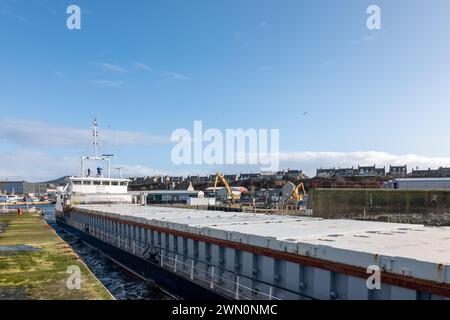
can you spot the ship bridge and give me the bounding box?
[68,177,129,194]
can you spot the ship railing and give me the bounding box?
[86,228,314,300]
[157,248,313,300]
[156,250,282,301]
[73,198,131,206]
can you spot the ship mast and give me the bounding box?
[93,118,99,159]
[80,119,113,178]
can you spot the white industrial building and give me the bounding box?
[384,178,450,190]
[144,190,205,204]
[0,181,48,195]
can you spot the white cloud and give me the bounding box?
[165,72,190,80]
[2,148,450,182]
[257,66,272,72]
[354,30,385,45]
[133,62,152,71]
[0,118,170,148]
[362,33,378,42]
[98,63,127,73]
[0,6,29,24]
[117,164,164,177]
[320,60,335,68]
[0,151,165,182]
[92,80,125,87]
[279,151,450,176]
[0,151,79,182]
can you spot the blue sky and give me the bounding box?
[1,0,450,181]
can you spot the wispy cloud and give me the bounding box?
[0,118,171,181]
[116,164,164,177]
[98,63,127,73]
[320,60,335,68]
[0,151,165,182]
[278,151,450,176]
[133,62,152,71]
[0,5,30,24]
[54,71,65,77]
[165,72,190,80]
[259,20,268,28]
[92,80,125,87]
[0,118,170,148]
[0,151,79,182]
[362,33,378,42]
[3,145,450,181]
[257,66,272,72]
[353,30,384,45]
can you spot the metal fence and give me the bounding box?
[74,220,315,300]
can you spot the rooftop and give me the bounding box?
[69,176,130,182]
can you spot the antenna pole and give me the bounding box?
[81,119,118,179]
[116,167,125,179]
[93,119,99,159]
[107,158,111,178]
[81,155,84,177]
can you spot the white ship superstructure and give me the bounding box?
[55,120,132,213]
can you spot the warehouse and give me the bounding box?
[145,190,205,204]
[386,178,450,190]
[0,181,48,195]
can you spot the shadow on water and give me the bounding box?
[36,204,173,300]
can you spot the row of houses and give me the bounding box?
[316,165,407,178]
[316,165,450,179]
[129,169,308,187]
[131,165,450,189]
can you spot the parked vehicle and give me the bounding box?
[8,195,18,203]
[0,195,18,203]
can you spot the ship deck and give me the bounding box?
[74,204,450,284]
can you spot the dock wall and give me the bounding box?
[308,189,450,223]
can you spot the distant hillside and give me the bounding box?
[42,176,70,185]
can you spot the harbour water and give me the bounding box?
[37,204,172,300]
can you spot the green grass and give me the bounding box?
[0,212,113,300]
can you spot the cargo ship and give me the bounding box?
[56,122,450,300]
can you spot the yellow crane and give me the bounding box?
[213,173,240,202]
[288,182,307,205]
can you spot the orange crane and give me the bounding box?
[288,182,307,205]
[213,173,240,203]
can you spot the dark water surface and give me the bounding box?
[35,204,172,300]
